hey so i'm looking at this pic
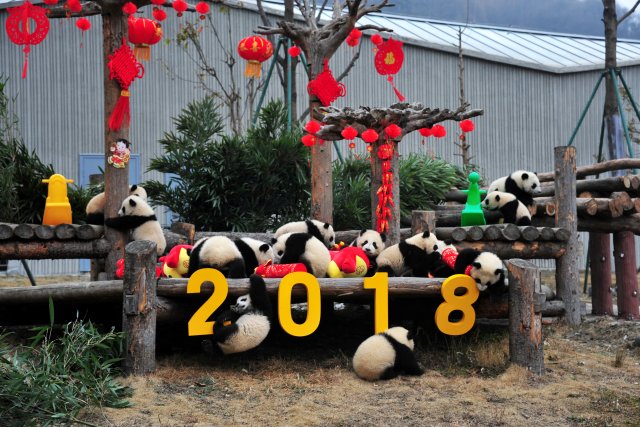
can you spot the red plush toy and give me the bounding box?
[115,257,162,279]
[327,246,370,278]
[159,244,192,278]
[254,259,307,278]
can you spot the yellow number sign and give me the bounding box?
[364,272,389,334]
[435,274,479,336]
[187,268,229,336]
[278,272,321,337]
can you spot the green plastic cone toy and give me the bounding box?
[461,172,486,226]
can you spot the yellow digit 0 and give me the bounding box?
[435,274,479,336]
[364,272,389,334]
[187,268,229,336]
[278,272,321,337]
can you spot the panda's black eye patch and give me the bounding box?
[532,183,537,188]
[475,278,480,283]
[330,236,334,242]
[277,250,283,256]
[362,240,368,245]
[372,242,377,248]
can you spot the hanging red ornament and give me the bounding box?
[152,8,167,22]
[346,36,358,47]
[377,144,393,160]
[374,37,405,102]
[5,1,49,79]
[460,119,475,133]
[301,134,317,147]
[367,145,373,152]
[418,127,432,137]
[341,126,358,140]
[66,0,81,13]
[431,124,446,138]
[384,124,402,139]
[122,2,137,15]
[350,28,362,39]
[307,59,346,106]
[371,33,383,46]
[107,40,144,131]
[237,35,273,78]
[151,0,166,5]
[42,0,58,5]
[348,142,356,150]
[128,16,163,61]
[172,0,188,17]
[75,17,90,31]
[195,1,210,19]
[288,45,301,57]
[305,120,322,135]
[361,129,379,143]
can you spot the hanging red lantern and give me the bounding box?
[361,129,379,143]
[348,142,356,150]
[42,0,58,5]
[346,36,358,47]
[377,144,393,160]
[371,33,383,46]
[152,8,167,22]
[128,17,163,61]
[374,37,405,102]
[432,124,446,138]
[301,134,317,147]
[237,35,273,78]
[5,1,50,79]
[460,119,475,133]
[305,120,321,135]
[418,127,432,137]
[341,126,358,140]
[75,17,90,31]
[66,0,81,13]
[107,40,144,131]
[288,45,301,57]
[195,1,210,19]
[122,2,137,15]
[307,59,346,106]
[151,0,165,5]
[384,124,402,139]
[173,0,188,17]
[350,28,362,39]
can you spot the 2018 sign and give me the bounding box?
[187,271,477,337]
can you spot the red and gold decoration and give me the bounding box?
[418,126,432,144]
[374,37,405,102]
[431,124,446,138]
[151,0,166,5]
[5,1,50,79]
[108,138,131,169]
[122,2,137,15]
[342,126,358,150]
[371,33,383,46]
[255,260,307,278]
[307,59,346,106]
[172,0,188,17]
[304,120,321,135]
[195,1,210,19]
[346,28,361,47]
[65,0,81,14]
[460,119,475,133]
[107,40,144,131]
[376,141,395,233]
[237,35,273,78]
[361,128,378,144]
[288,45,301,57]
[152,8,167,22]
[384,123,402,139]
[301,134,318,147]
[128,16,163,61]
[75,17,90,47]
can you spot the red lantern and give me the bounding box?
[346,36,358,47]
[377,144,393,160]
[419,127,432,137]
[288,45,301,57]
[195,1,210,19]
[173,0,188,17]
[237,36,273,78]
[301,134,317,147]
[341,126,358,140]
[66,0,81,13]
[75,17,90,31]
[5,1,50,79]
[361,129,379,143]
[307,59,345,106]
[432,124,446,138]
[384,124,402,139]
[460,119,475,133]
[122,2,137,15]
[151,0,165,5]
[107,40,144,131]
[42,0,58,5]
[350,28,362,39]
[374,37,405,101]
[305,120,321,134]
[128,17,163,61]
[371,33,383,46]
[153,8,167,22]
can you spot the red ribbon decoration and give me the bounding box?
[107,40,144,131]
[5,1,50,79]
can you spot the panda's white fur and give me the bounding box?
[453,248,505,292]
[85,185,147,225]
[213,275,272,355]
[488,170,541,209]
[483,191,532,225]
[271,232,331,277]
[273,220,335,249]
[376,231,440,277]
[187,236,273,278]
[351,229,386,259]
[104,195,166,255]
[352,326,423,381]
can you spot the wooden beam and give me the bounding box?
[453,241,566,259]
[0,239,111,260]
[536,158,640,182]
[411,210,436,234]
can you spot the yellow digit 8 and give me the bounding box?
[364,272,389,334]
[435,274,479,336]
[278,272,321,337]
[187,268,229,336]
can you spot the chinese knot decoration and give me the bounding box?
[107,40,144,131]
[307,59,346,106]
[374,37,405,102]
[128,17,163,61]
[5,1,50,79]
[237,36,273,78]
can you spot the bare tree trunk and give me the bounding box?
[456,28,471,167]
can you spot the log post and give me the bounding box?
[613,231,640,319]
[122,240,157,375]
[508,259,544,375]
[170,222,196,244]
[589,233,614,316]
[371,139,400,245]
[411,210,436,234]
[554,146,581,325]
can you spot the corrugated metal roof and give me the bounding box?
[243,0,640,73]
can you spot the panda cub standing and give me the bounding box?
[483,191,532,225]
[488,170,541,209]
[104,195,166,255]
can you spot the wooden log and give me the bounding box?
[483,225,502,240]
[613,231,640,320]
[34,225,55,240]
[54,224,75,240]
[411,210,436,234]
[589,233,614,316]
[534,215,640,235]
[508,259,544,375]
[533,175,637,198]
[501,223,521,241]
[539,227,556,241]
[466,226,484,241]
[454,241,566,259]
[520,226,540,242]
[609,191,634,218]
[555,146,581,325]
[0,239,111,260]
[171,222,195,244]
[448,227,467,242]
[434,210,503,227]
[14,224,35,240]
[0,223,14,240]
[537,158,640,182]
[76,224,103,240]
[164,230,190,251]
[122,240,157,375]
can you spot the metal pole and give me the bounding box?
[252,38,284,127]
[568,72,605,146]
[616,69,640,123]
[20,259,37,286]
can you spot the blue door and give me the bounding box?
[78,154,141,272]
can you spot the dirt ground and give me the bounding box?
[2,275,640,426]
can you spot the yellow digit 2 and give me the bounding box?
[435,274,479,336]
[278,272,321,337]
[364,272,389,334]
[187,268,229,336]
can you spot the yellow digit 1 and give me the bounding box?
[435,274,479,336]
[364,272,389,334]
[187,268,229,336]
[278,272,321,337]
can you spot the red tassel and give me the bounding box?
[387,75,405,102]
[108,90,130,131]
[22,46,31,79]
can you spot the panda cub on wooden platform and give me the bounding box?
[375,231,440,277]
[483,191,532,225]
[273,219,335,249]
[488,170,541,209]
[104,195,166,255]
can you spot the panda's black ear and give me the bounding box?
[472,262,481,269]
[422,230,430,238]
[323,223,331,229]
[495,268,503,275]
[534,171,538,176]
[495,194,500,202]
[259,244,270,253]
[270,237,277,245]
[407,329,415,341]
[522,172,529,180]
[380,233,387,242]
[131,184,138,191]
[360,229,367,236]
[128,198,137,207]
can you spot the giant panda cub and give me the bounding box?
[453,248,505,292]
[483,191,532,225]
[104,195,166,255]
[488,170,541,209]
[187,236,273,278]
[352,326,424,381]
[85,184,147,225]
[212,274,272,355]
[350,229,386,276]
[273,219,335,249]
[271,232,331,277]
[429,239,457,278]
[375,231,440,277]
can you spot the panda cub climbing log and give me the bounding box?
[85,184,147,225]
[488,170,541,209]
[211,274,272,355]
[104,195,166,255]
[375,231,440,277]
[483,191,532,225]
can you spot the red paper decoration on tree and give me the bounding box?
[151,0,166,5]
[42,0,58,5]
[374,37,405,102]
[460,119,475,132]
[361,129,379,143]
[237,35,274,78]
[288,45,301,57]
[128,17,163,61]
[384,124,402,139]
[377,143,393,160]
[75,17,90,47]
[301,134,317,147]
[432,124,446,138]
[66,0,81,13]
[107,40,144,131]
[195,1,210,19]
[346,36,358,47]
[122,2,137,15]
[5,1,50,79]
[418,127,432,137]
[350,28,362,39]
[371,33,383,46]
[307,59,346,106]
[305,120,322,134]
[341,126,358,140]
[172,0,188,17]
[153,8,167,22]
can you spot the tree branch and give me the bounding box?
[356,24,393,32]
[336,41,362,81]
[618,0,640,24]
